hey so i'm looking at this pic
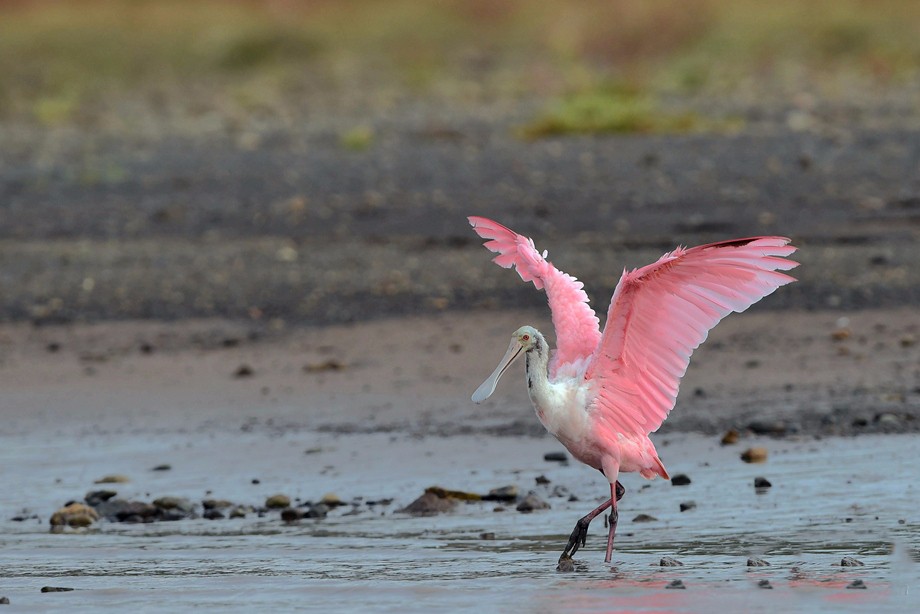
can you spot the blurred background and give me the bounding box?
[1,0,919,326]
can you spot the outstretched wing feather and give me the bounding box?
[469,216,601,375]
[586,237,798,435]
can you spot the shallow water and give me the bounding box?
[1,426,918,611]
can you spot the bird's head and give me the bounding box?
[471,326,542,404]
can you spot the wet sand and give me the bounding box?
[1,306,917,438]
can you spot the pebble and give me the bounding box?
[479,532,495,540]
[94,474,130,484]
[153,496,193,512]
[303,503,329,518]
[757,580,773,589]
[679,501,696,512]
[40,587,74,593]
[544,451,568,462]
[203,508,225,520]
[151,464,172,471]
[425,487,481,501]
[320,493,344,507]
[720,429,739,445]
[233,364,254,378]
[747,420,790,436]
[516,493,550,513]
[482,485,518,502]
[632,514,658,522]
[280,508,301,523]
[754,477,772,489]
[556,555,576,573]
[846,579,867,589]
[85,490,117,506]
[660,556,683,567]
[0,596,8,604]
[747,556,770,567]
[265,494,291,509]
[671,474,691,486]
[202,499,234,510]
[397,492,457,515]
[741,447,768,463]
[665,580,686,589]
[229,506,250,519]
[535,475,551,485]
[841,556,865,567]
[49,502,99,530]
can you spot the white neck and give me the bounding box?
[524,330,553,409]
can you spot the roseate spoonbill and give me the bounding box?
[469,216,798,564]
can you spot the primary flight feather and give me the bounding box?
[469,216,798,563]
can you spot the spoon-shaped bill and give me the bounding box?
[471,338,524,403]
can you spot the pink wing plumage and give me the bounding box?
[585,237,799,436]
[468,216,601,376]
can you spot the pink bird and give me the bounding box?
[469,216,798,564]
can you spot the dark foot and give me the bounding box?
[559,481,624,559]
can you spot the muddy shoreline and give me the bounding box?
[1,307,917,441]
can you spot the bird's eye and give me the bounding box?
[522,334,530,341]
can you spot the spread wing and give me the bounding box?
[469,216,601,376]
[585,237,798,435]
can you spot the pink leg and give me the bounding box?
[604,481,620,563]
[560,481,625,560]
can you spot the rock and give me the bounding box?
[758,580,773,589]
[535,475,551,485]
[366,498,393,506]
[233,364,254,378]
[516,493,550,513]
[741,447,768,463]
[747,556,770,567]
[0,596,8,603]
[304,359,346,373]
[550,485,570,498]
[320,493,345,507]
[203,508,225,520]
[202,499,234,510]
[633,514,658,522]
[280,508,301,523]
[425,487,481,501]
[84,490,117,506]
[846,579,867,589]
[229,506,249,519]
[544,451,568,462]
[303,503,329,518]
[482,485,518,502]
[40,586,74,593]
[679,501,696,512]
[397,492,457,516]
[660,556,683,567]
[671,474,691,486]
[841,556,864,567]
[874,413,901,428]
[94,474,130,484]
[556,556,576,573]
[754,477,772,489]
[265,494,291,509]
[49,502,99,530]
[747,420,788,436]
[151,464,172,471]
[479,532,495,540]
[153,496,193,512]
[113,501,159,523]
[831,327,851,341]
[665,580,686,589]
[720,429,739,445]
